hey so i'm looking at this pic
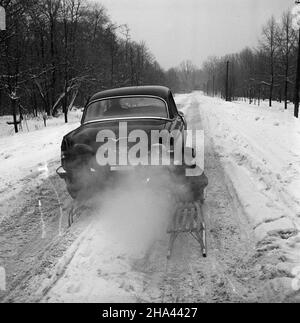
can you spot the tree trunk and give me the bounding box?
[284,70,288,110]
[63,82,68,123]
[63,6,68,123]
[225,61,230,101]
[284,19,289,110]
[11,98,18,134]
[294,28,300,118]
[269,75,273,107]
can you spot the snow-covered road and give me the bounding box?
[0,93,299,302]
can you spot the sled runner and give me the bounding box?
[167,201,207,259]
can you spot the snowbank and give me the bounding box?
[0,113,80,225]
[195,92,300,292]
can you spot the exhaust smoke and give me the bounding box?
[85,167,188,258]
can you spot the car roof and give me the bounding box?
[89,86,171,102]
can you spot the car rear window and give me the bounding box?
[84,96,168,122]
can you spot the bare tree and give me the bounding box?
[260,17,280,107]
[203,56,218,96]
[179,60,197,92]
[0,0,167,122]
[278,11,297,109]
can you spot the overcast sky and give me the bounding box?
[96,0,295,69]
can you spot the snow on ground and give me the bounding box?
[36,93,300,302]
[1,93,300,302]
[0,110,82,137]
[41,179,173,303]
[35,95,263,303]
[0,111,80,224]
[197,94,300,236]
[194,92,300,293]
[0,110,82,303]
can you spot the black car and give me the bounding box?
[57,86,207,200]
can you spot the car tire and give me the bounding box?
[65,177,80,200]
[67,187,79,200]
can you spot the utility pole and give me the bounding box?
[225,61,230,101]
[294,0,300,118]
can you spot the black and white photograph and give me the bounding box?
[0,0,300,305]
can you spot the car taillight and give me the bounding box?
[61,152,67,160]
[61,138,69,161]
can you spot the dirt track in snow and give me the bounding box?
[0,95,297,303]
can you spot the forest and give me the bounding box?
[201,11,300,117]
[0,0,168,120]
[0,1,299,122]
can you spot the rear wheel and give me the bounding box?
[65,177,80,200]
